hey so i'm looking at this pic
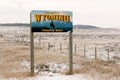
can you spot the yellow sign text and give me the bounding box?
[35,14,70,22]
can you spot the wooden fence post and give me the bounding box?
[75,44,76,55]
[95,47,97,59]
[108,48,110,61]
[48,42,50,51]
[54,43,55,52]
[84,45,86,57]
[60,43,62,52]
[39,39,41,48]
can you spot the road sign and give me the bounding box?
[31,10,73,32]
[30,10,73,76]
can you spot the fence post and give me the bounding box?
[108,48,110,61]
[39,39,41,48]
[54,43,55,52]
[95,47,97,59]
[84,45,86,57]
[75,44,76,55]
[48,42,50,51]
[43,42,44,48]
[60,43,62,52]
[35,40,37,47]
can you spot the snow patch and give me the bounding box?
[35,62,68,76]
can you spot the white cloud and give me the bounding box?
[0,0,120,28]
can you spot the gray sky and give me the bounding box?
[0,0,120,28]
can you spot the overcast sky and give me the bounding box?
[0,0,120,28]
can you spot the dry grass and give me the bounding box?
[34,50,69,64]
[0,41,70,78]
[73,59,120,79]
[0,33,120,80]
[0,41,30,78]
[0,40,120,79]
[3,71,30,78]
[0,61,30,78]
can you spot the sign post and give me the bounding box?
[30,10,73,76]
[69,31,73,74]
[30,32,34,76]
[30,13,34,76]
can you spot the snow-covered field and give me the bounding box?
[1,74,96,80]
[0,26,120,80]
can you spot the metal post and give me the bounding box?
[95,47,97,60]
[75,44,76,55]
[30,13,34,76]
[54,43,55,51]
[84,45,86,57]
[39,39,41,48]
[69,31,73,74]
[48,42,50,51]
[108,48,110,61]
[60,43,62,52]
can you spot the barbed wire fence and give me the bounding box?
[1,34,120,63]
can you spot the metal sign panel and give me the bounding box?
[31,10,73,32]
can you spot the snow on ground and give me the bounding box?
[26,74,92,80]
[0,27,120,80]
[1,74,93,80]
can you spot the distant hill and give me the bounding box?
[0,23,30,27]
[74,25,99,29]
[0,23,99,29]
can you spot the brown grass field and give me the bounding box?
[0,27,120,80]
